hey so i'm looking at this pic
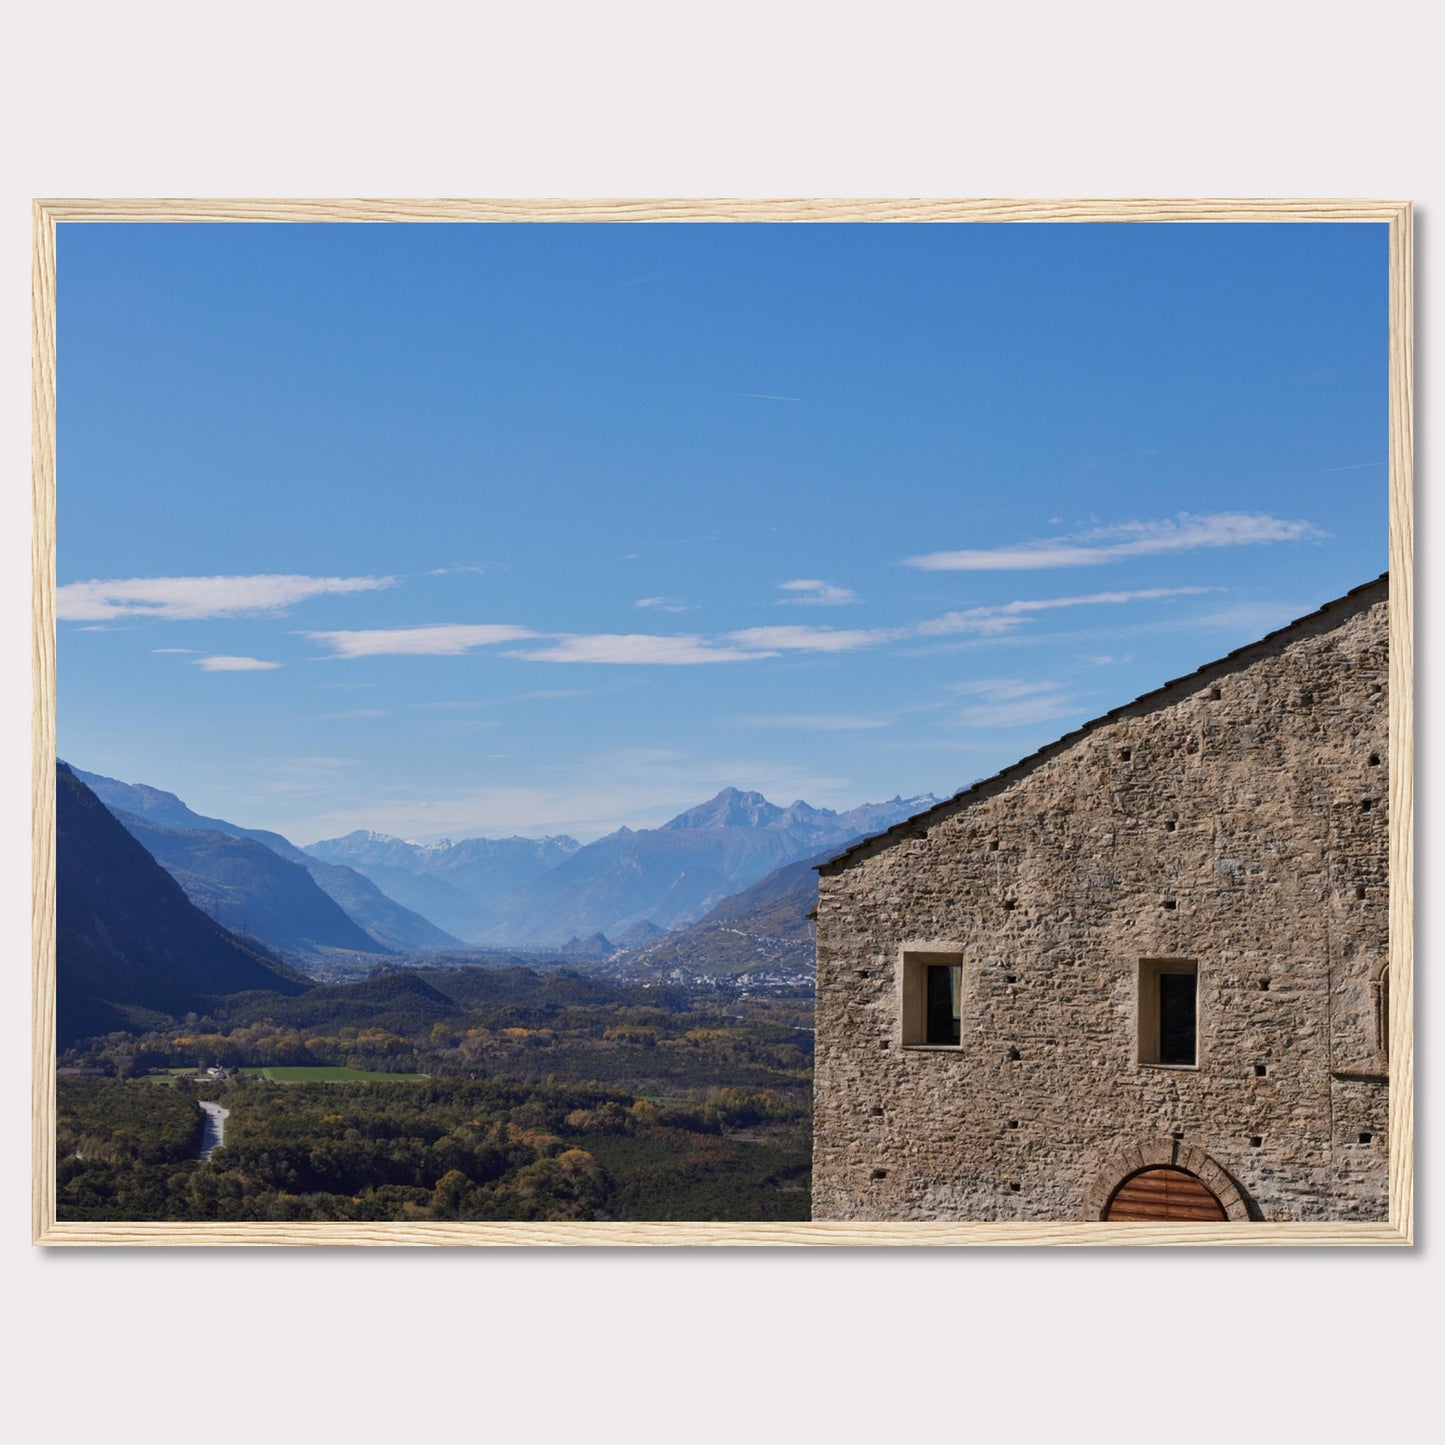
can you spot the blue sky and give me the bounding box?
[55,222,1389,844]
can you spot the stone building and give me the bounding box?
[812,576,1390,1223]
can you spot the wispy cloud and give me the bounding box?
[297,751,853,844]
[306,587,1208,669]
[904,513,1326,571]
[1185,602,1305,633]
[506,634,770,665]
[726,588,1206,655]
[58,573,397,622]
[409,690,593,711]
[194,655,282,672]
[724,625,892,654]
[634,596,692,613]
[306,623,538,658]
[947,678,1083,729]
[730,712,897,731]
[152,647,198,654]
[777,579,857,607]
[915,587,1211,634]
[427,563,496,576]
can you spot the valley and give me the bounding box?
[52,762,918,1222]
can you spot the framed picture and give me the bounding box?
[31,199,1413,1245]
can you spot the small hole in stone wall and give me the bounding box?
[1163,898,1176,911]
[1359,1133,1373,1145]
[1007,1120,1019,1130]
[1003,899,1017,911]
[1255,1064,1267,1077]
[988,839,999,852]
[1165,819,1177,832]
[1007,1046,1021,1061]
[1209,687,1222,701]
[1171,1129,1184,1141]
[1251,1136,1263,1148]
[857,969,872,978]
[870,1106,884,1117]
[1361,798,1374,812]
[1004,973,1017,984]
[1356,886,1367,901]
[1120,747,1132,761]
[1259,978,1271,991]
[1008,1182,1021,1193]
[1369,753,1381,766]
[871,1168,888,1180]
[1300,690,1314,705]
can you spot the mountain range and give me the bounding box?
[72,767,460,960]
[304,788,938,947]
[304,830,581,940]
[65,765,938,983]
[56,764,307,1044]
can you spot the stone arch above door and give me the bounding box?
[1083,1137,1251,1221]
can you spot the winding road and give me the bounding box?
[198,1100,229,1161]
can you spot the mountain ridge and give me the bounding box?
[72,766,461,957]
[56,764,307,1044]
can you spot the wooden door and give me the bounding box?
[1103,1166,1227,1221]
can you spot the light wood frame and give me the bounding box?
[31,198,1414,1246]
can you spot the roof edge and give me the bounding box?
[817,573,1389,875]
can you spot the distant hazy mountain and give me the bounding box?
[72,767,460,955]
[56,764,306,1044]
[304,830,582,941]
[477,788,939,946]
[115,812,386,957]
[617,848,831,982]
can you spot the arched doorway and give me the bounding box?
[1103,1166,1227,1221]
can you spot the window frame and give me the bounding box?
[1136,957,1201,1069]
[899,947,965,1050]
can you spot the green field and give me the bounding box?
[239,1066,429,1083]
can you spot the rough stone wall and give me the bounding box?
[812,587,1389,1223]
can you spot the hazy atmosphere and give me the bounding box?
[57,222,1388,843]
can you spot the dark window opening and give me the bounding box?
[925,964,961,1046]
[1158,972,1197,1065]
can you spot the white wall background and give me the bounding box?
[2,5,1436,1438]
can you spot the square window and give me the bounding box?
[1138,959,1199,1067]
[901,950,963,1047]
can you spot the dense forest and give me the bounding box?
[56,966,813,1222]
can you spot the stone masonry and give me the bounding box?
[812,577,1390,1222]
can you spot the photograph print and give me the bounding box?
[38,203,1410,1241]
